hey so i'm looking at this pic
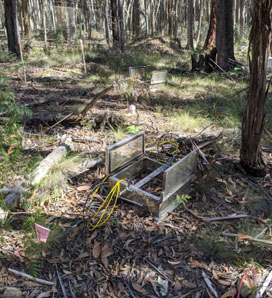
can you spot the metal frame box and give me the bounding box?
[106,132,198,220]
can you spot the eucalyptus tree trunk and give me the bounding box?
[21,0,30,36]
[132,0,140,37]
[186,0,194,49]
[144,0,147,36]
[105,0,110,44]
[118,0,125,52]
[240,0,272,176]
[4,0,21,57]
[49,0,56,34]
[168,0,176,39]
[67,0,77,41]
[239,0,245,38]
[196,0,203,45]
[203,0,216,50]
[111,0,119,44]
[216,0,235,70]
[39,0,47,49]
[235,0,239,25]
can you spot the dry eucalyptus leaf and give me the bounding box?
[220,288,236,298]
[92,240,101,258]
[132,282,147,295]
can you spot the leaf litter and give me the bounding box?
[1,42,272,297]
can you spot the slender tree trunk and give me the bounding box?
[144,0,147,37]
[105,0,110,44]
[111,0,119,44]
[4,0,21,57]
[196,0,203,45]
[235,0,239,25]
[239,0,245,38]
[132,0,140,37]
[186,0,194,49]
[203,0,216,50]
[168,0,175,39]
[240,0,272,176]
[216,0,235,71]
[49,0,56,34]
[21,0,30,37]
[67,0,77,41]
[118,0,125,52]
[39,0,47,50]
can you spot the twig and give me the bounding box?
[265,127,272,141]
[56,265,68,298]
[199,214,248,222]
[255,227,269,239]
[146,259,172,282]
[228,58,245,67]
[202,271,219,298]
[45,113,73,133]
[193,124,214,138]
[8,268,55,286]
[191,141,211,169]
[184,207,248,222]
[255,269,272,298]
[209,58,234,81]
[68,281,76,298]
[221,232,272,245]
[124,281,138,298]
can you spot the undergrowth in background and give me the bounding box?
[0,71,31,185]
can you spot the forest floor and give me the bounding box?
[1,36,272,298]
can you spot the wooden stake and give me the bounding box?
[79,39,87,76]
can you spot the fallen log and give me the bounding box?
[31,144,70,185]
[5,143,70,209]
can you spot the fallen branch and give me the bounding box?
[209,58,234,81]
[8,268,55,286]
[184,208,248,222]
[198,214,248,222]
[80,85,115,116]
[256,269,272,298]
[146,259,172,282]
[265,127,272,141]
[202,271,219,298]
[221,232,272,245]
[56,265,68,298]
[46,85,115,132]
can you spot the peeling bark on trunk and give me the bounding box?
[21,0,30,36]
[203,0,216,51]
[240,0,272,176]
